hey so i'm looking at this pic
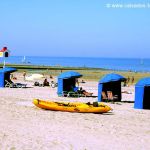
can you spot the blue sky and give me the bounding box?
[0,0,150,58]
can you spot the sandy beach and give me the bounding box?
[0,72,150,150]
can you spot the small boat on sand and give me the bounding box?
[33,99,112,113]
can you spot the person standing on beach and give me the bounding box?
[131,76,134,85]
[127,76,130,86]
[23,71,26,81]
[123,79,127,87]
[75,78,79,87]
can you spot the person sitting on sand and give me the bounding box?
[43,78,49,86]
[11,73,17,80]
[78,87,93,96]
[23,71,26,81]
[81,80,86,83]
[122,91,132,94]
[50,75,53,79]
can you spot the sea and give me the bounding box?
[0,56,150,72]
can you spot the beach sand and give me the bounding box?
[0,73,150,150]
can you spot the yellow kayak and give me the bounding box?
[33,99,112,113]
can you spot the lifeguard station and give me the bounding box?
[0,47,18,88]
[0,47,10,68]
[0,47,10,57]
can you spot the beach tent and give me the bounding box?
[134,77,150,109]
[57,71,82,96]
[98,73,126,102]
[0,67,17,87]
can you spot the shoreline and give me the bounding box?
[1,56,150,73]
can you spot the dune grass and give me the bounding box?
[1,64,150,83]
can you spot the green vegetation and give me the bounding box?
[74,70,150,84]
[1,64,150,83]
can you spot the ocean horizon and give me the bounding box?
[0,56,150,72]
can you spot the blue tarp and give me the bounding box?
[58,71,82,79]
[135,77,150,87]
[57,71,82,96]
[98,73,126,102]
[134,77,150,109]
[99,73,126,84]
[0,67,17,73]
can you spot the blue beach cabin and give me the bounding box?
[134,77,150,109]
[0,67,17,87]
[98,73,126,102]
[57,71,82,96]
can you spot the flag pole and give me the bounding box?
[3,57,6,68]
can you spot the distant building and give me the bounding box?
[0,47,10,57]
